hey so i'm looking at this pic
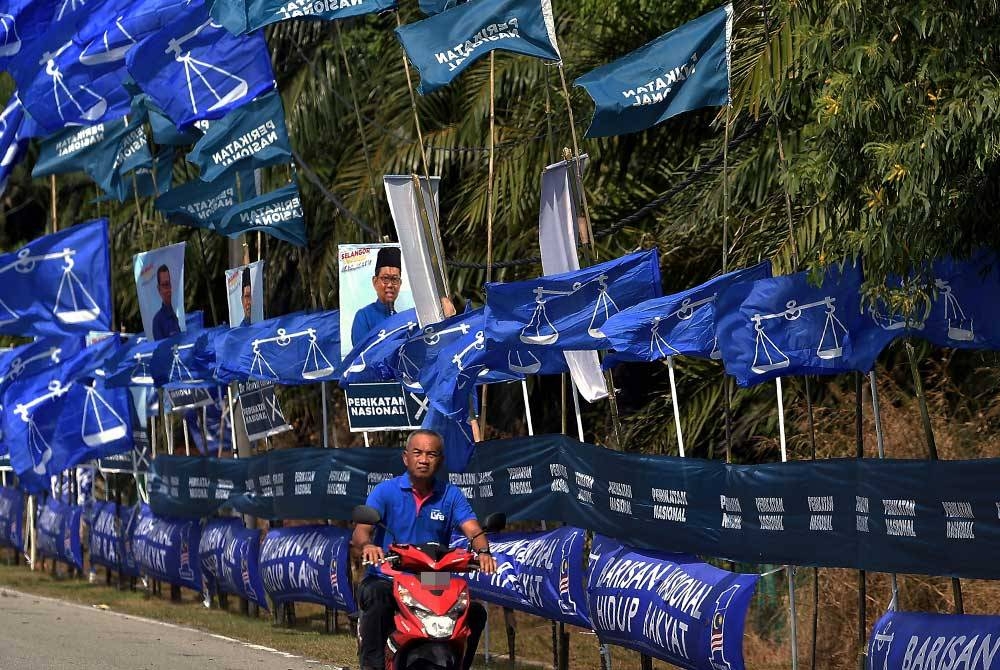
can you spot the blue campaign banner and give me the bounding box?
[340,308,419,387]
[395,0,561,94]
[216,179,308,247]
[211,0,398,34]
[602,261,772,365]
[155,170,256,230]
[259,525,355,612]
[149,456,246,518]
[587,535,758,670]
[187,92,292,182]
[0,486,24,551]
[0,219,112,337]
[120,503,144,577]
[200,517,268,608]
[485,249,662,352]
[867,610,1000,670]
[454,526,591,629]
[36,497,83,570]
[215,310,341,385]
[575,4,733,138]
[716,262,897,387]
[89,500,126,571]
[126,0,276,128]
[131,504,203,590]
[149,326,226,389]
[916,250,1000,351]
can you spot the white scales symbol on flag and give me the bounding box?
[648,294,720,360]
[130,350,154,385]
[520,273,619,346]
[344,320,417,375]
[170,343,204,384]
[397,321,472,391]
[79,16,135,65]
[868,277,974,343]
[0,14,19,58]
[39,41,108,123]
[165,19,249,116]
[749,296,848,374]
[0,246,102,327]
[251,327,335,380]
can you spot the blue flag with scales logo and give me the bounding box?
[211,0,398,34]
[340,308,418,387]
[485,249,662,352]
[150,326,226,389]
[716,263,897,387]
[602,261,771,366]
[216,178,307,247]
[0,94,29,196]
[187,92,293,182]
[395,0,561,95]
[126,0,276,128]
[575,4,732,138]
[0,219,112,338]
[3,337,131,493]
[156,170,256,230]
[215,310,340,385]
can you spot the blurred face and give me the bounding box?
[157,269,172,305]
[241,284,252,318]
[403,433,443,480]
[372,265,402,305]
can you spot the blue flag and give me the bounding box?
[211,0,398,34]
[917,250,1000,351]
[575,4,732,138]
[104,335,159,387]
[187,92,293,182]
[716,263,896,387]
[215,310,340,385]
[339,308,419,386]
[0,94,29,195]
[395,0,561,94]
[2,0,104,87]
[217,179,307,247]
[150,326,225,389]
[99,147,174,202]
[392,307,487,391]
[126,0,276,128]
[602,261,772,365]
[485,249,662,352]
[156,170,256,230]
[867,610,1000,670]
[0,219,112,337]
[421,406,475,473]
[418,0,468,16]
[3,337,131,492]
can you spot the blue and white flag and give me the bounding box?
[187,92,292,182]
[576,4,733,137]
[32,119,127,178]
[392,307,486,391]
[395,0,561,94]
[76,0,190,62]
[0,219,112,337]
[100,148,173,202]
[215,310,340,385]
[339,308,419,387]
[575,4,732,138]
[3,337,131,492]
[422,406,475,473]
[211,0,398,34]
[156,170,256,230]
[485,249,662,352]
[150,326,225,389]
[104,335,159,387]
[602,261,772,365]
[716,263,896,387]
[916,250,1000,351]
[126,0,276,128]
[2,0,106,87]
[0,94,29,195]
[867,610,1000,670]
[418,0,467,16]
[216,179,307,247]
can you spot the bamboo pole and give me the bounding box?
[396,11,435,193]
[855,372,866,670]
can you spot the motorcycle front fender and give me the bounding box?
[396,639,464,670]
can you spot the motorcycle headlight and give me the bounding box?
[446,591,470,619]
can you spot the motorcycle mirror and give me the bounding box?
[481,512,506,533]
[352,505,382,525]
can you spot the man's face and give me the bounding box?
[157,269,172,305]
[372,265,402,305]
[402,433,443,480]
[241,285,252,318]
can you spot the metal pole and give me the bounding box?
[776,376,798,670]
[665,356,685,456]
[521,380,534,436]
[855,372,866,670]
[570,378,584,442]
[321,382,330,449]
[868,370,900,609]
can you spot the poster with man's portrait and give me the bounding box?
[225,260,264,327]
[338,243,415,358]
[133,243,186,341]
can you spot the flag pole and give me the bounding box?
[854,372,866,670]
[396,11,435,192]
[775,376,798,670]
[664,356,685,456]
[905,341,963,613]
[868,370,900,610]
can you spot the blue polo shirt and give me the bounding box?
[351,300,394,348]
[366,473,476,556]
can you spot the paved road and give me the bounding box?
[0,589,346,670]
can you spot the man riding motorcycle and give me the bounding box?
[352,429,497,670]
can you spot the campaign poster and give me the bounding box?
[226,260,265,328]
[133,243,186,341]
[338,243,415,358]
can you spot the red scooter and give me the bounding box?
[353,505,505,670]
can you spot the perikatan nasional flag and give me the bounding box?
[396,0,561,94]
[575,3,732,138]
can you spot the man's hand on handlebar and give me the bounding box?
[476,553,497,575]
[362,543,385,565]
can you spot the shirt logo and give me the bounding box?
[430,509,445,522]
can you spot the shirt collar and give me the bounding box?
[399,472,445,494]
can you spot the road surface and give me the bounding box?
[0,588,347,670]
